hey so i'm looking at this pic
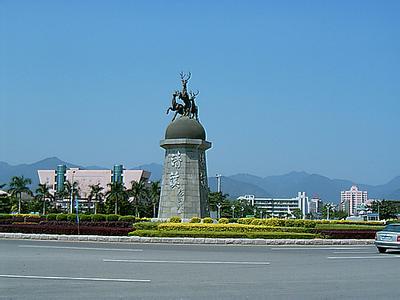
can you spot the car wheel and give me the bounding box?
[378,247,386,253]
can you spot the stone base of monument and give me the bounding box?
[158,117,212,219]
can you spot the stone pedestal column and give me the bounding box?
[158,138,211,219]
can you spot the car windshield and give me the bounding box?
[383,225,400,232]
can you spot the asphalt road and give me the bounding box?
[0,239,399,300]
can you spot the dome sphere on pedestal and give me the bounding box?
[165,116,206,140]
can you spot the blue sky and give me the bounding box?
[1,0,399,185]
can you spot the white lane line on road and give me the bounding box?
[332,251,377,254]
[327,255,400,259]
[18,245,143,252]
[0,274,150,283]
[104,259,270,265]
[271,247,369,250]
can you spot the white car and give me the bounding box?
[375,223,400,253]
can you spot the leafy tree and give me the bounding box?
[0,191,11,213]
[63,180,80,213]
[148,181,161,218]
[88,184,104,214]
[292,208,303,219]
[35,184,53,215]
[128,180,148,217]
[105,182,128,215]
[8,176,33,214]
[0,183,6,189]
[371,200,398,220]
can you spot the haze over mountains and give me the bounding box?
[1,157,399,203]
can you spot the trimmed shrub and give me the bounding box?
[79,214,92,222]
[190,217,201,223]
[203,217,213,223]
[133,222,159,230]
[0,223,131,235]
[218,218,229,224]
[238,218,254,225]
[0,214,11,220]
[169,216,182,223]
[91,214,106,222]
[119,216,136,223]
[56,214,68,221]
[157,223,314,234]
[228,218,238,223]
[67,214,77,222]
[106,214,120,222]
[130,230,317,239]
[46,214,58,221]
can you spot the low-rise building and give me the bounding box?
[237,192,308,218]
[38,164,151,211]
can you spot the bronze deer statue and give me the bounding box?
[166,91,184,121]
[178,72,191,116]
[189,90,199,120]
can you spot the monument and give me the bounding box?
[158,72,211,219]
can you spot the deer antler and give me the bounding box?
[180,72,191,81]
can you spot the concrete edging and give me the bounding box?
[0,232,375,245]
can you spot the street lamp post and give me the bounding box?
[231,205,235,218]
[70,171,75,214]
[216,203,221,219]
[216,174,222,193]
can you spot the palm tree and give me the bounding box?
[88,183,104,214]
[8,176,33,214]
[128,180,148,217]
[63,180,80,213]
[105,182,128,215]
[0,183,6,189]
[35,184,53,215]
[148,181,161,218]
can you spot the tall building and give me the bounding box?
[38,164,151,210]
[340,185,368,216]
[237,192,308,218]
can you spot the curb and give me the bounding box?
[0,233,375,245]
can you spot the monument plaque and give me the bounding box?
[158,73,211,219]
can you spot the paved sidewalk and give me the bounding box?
[0,232,374,245]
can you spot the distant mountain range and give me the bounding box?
[1,157,399,203]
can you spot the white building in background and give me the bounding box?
[237,192,308,218]
[340,185,368,216]
[308,196,323,217]
[38,164,151,210]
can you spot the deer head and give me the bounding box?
[189,90,199,100]
[179,72,191,85]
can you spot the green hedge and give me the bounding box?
[218,218,229,224]
[79,214,92,222]
[106,214,120,222]
[130,230,317,239]
[0,214,11,220]
[118,216,136,222]
[203,217,213,223]
[190,217,201,223]
[169,216,181,223]
[133,222,160,230]
[91,214,106,222]
[56,214,68,221]
[315,224,384,230]
[157,223,313,233]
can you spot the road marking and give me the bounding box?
[332,251,377,254]
[0,274,150,283]
[104,259,270,265]
[327,255,400,259]
[18,245,143,252]
[270,247,370,251]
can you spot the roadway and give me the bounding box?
[0,239,399,299]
